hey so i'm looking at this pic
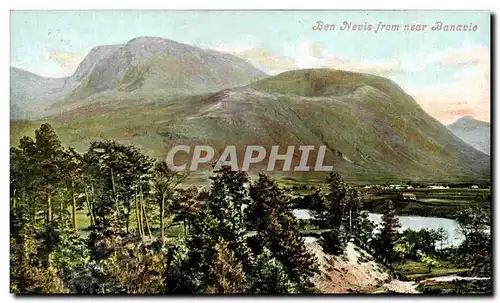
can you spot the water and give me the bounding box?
[368,213,464,247]
[293,209,465,247]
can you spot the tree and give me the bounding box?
[418,252,440,273]
[10,215,68,294]
[354,210,376,252]
[375,200,401,267]
[456,206,491,276]
[206,166,250,264]
[83,140,154,232]
[245,248,297,294]
[151,161,186,241]
[171,187,206,237]
[11,124,71,226]
[101,242,167,294]
[248,173,317,290]
[183,167,250,293]
[436,227,449,251]
[206,238,245,294]
[311,172,351,254]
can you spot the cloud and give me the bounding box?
[213,40,403,76]
[47,50,82,76]
[423,45,489,67]
[408,46,490,123]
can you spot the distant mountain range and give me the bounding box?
[447,116,490,155]
[10,37,490,182]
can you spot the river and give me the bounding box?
[293,209,465,247]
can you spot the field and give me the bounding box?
[395,261,470,281]
[361,188,490,219]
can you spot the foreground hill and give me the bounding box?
[10,69,490,183]
[11,36,267,119]
[447,116,490,155]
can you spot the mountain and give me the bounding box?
[51,37,267,113]
[11,69,490,183]
[11,36,267,118]
[10,67,73,119]
[447,116,490,155]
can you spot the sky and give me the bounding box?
[10,10,490,124]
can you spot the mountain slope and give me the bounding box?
[447,116,490,155]
[11,69,490,183]
[10,67,71,119]
[153,69,489,181]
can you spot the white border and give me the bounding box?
[2,1,497,302]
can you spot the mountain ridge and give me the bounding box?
[11,68,490,182]
[447,116,490,155]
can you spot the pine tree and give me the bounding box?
[248,173,317,290]
[152,160,186,241]
[206,166,250,264]
[376,200,401,267]
[311,172,351,254]
[456,206,491,276]
[206,238,245,294]
[354,210,376,251]
[11,124,71,226]
[184,167,250,293]
[245,248,297,294]
[83,140,154,232]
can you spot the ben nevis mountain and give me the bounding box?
[11,36,267,118]
[447,116,490,155]
[10,36,490,182]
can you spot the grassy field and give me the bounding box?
[361,188,490,219]
[395,260,470,281]
[416,279,491,294]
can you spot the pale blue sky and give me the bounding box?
[10,10,491,122]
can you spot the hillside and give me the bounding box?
[447,116,490,155]
[10,67,74,119]
[11,69,490,183]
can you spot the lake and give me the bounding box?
[293,209,465,247]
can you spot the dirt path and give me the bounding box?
[375,279,419,294]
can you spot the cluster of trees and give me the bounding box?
[10,124,320,294]
[370,202,491,275]
[10,123,491,294]
[305,173,375,255]
[454,206,491,277]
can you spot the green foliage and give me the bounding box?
[312,172,367,255]
[354,210,376,251]
[83,140,154,231]
[248,173,318,291]
[456,206,491,277]
[152,160,187,241]
[10,221,68,294]
[373,200,401,267]
[416,279,491,294]
[101,242,167,294]
[245,248,297,294]
[206,166,250,264]
[182,167,251,293]
[320,226,347,256]
[206,238,245,294]
[398,228,444,260]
